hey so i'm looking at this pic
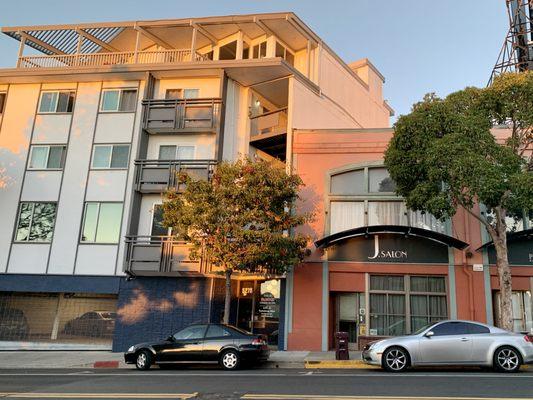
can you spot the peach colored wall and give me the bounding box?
[318,50,390,128]
[329,272,365,292]
[287,262,323,350]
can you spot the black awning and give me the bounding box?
[315,225,469,250]
[476,228,533,251]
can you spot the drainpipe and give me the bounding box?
[463,209,475,320]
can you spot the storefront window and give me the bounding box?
[236,279,281,346]
[369,275,447,336]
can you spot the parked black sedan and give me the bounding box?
[124,323,269,370]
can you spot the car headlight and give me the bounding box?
[127,346,136,352]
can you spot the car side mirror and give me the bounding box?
[424,331,434,338]
[166,335,175,342]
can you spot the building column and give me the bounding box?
[321,258,329,351]
[448,248,458,319]
[283,268,293,350]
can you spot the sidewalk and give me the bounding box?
[0,350,365,369]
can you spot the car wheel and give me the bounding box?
[493,346,521,373]
[135,350,153,371]
[220,350,240,371]
[382,346,410,372]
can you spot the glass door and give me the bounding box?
[337,293,364,350]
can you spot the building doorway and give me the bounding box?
[494,291,532,333]
[335,293,365,350]
[235,279,281,346]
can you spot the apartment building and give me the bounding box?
[0,13,393,351]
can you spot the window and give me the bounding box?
[409,276,447,332]
[38,91,75,113]
[15,202,57,242]
[252,41,267,59]
[91,145,130,169]
[165,89,199,100]
[431,322,469,336]
[81,202,123,243]
[100,89,137,112]
[158,145,195,160]
[219,41,237,60]
[467,323,490,334]
[206,325,232,338]
[275,42,294,66]
[0,92,6,114]
[329,166,446,234]
[369,275,447,336]
[28,145,66,170]
[173,325,207,340]
[494,291,532,332]
[150,204,168,236]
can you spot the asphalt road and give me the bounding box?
[0,368,532,399]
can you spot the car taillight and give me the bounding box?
[524,335,533,343]
[252,338,266,346]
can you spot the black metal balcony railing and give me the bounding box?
[134,159,216,193]
[124,236,208,276]
[142,98,222,133]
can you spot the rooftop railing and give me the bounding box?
[17,49,208,69]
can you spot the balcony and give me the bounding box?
[249,108,288,160]
[142,98,222,134]
[134,159,216,193]
[124,236,209,276]
[17,49,208,69]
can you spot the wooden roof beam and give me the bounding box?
[76,28,120,52]
[253,18,275,37]
[191,22,216,45]
[134,25,172,49]
[19,32,66,55]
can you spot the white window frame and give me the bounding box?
[27,145,66,170]
[158,145,196,160]
[149,202,172,237]
[80,202,123,244]
[99,88,138,113]
[91,144,130,170]
[37,90,75,114]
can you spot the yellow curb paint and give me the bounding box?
[304,360,379,369]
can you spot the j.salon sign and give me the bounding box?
[368,236,408,260]
[328,233,448,264]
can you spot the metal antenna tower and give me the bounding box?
[490,0,533,83]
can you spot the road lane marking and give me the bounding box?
[0,372,531,378]
[0,393,197,399]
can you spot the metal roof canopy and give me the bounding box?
[315,225,469,250]
[1,12,319,56]
[476,228,533,251]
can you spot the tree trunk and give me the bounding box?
[223,269,232,324]
[492,208,513,332]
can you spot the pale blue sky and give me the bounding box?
[0,0,508,121]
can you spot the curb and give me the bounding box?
[93,361,120,368]
[305,360,378,369]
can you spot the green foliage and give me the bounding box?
[163,158,312,276]
[384,72,533,225]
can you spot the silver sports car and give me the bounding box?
[362,320,533,372]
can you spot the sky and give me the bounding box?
[0,0,509,122]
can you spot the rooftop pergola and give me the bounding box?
[1,13,320,68]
